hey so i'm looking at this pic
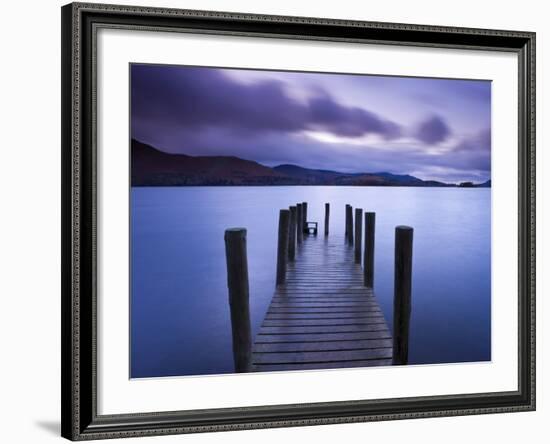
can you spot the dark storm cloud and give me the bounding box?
[453,128,491,153]
[131,64,402,141]
[415,115,452,144]
[448,128,491,172]
[308,95,401,139]
[132,65,307,133]
[131,65,491,183]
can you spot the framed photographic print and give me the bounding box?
[61,2,536,440]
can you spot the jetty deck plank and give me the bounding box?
[251,234,392,372]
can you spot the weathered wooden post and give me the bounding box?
[224,228,252,373]
[276,209,290,285]
[324,203,330,236]
[288,206,297,261]
[345,204,350,240]
[302,202,308,233]
[344,204,349,242]
[364,212,375,287]
[296,203,303,244]
[346,205,354,246]
[393,225,413,365]
[354,208,363,263]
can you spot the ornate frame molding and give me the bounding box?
[61,3,535,440]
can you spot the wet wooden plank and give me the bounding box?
[252,348,392,364]
[253,339,392,353]
[271,297,376,302]
[265,312,384,319]
[269,302,379,308]
[262,318,387,327]
[255,331,391,343]
[269,302,381,309]
[251,359,393,372]
[258,323,390,335]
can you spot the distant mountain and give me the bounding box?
[458,180,492,188]
[131,139,488,187]
[371,172,426,185]
[269,166,449,187]
[132,140,290,186]
[331,172,449,187]
[273,164,344,184]
[477,180,492,188]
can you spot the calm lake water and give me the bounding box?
[130,186,491,378]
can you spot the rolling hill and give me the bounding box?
[131,139,489,187]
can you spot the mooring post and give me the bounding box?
[296,203,303,244]
[364,212,376,287]
[354,208,363,263]
[346,205,354,246]
[393,225,413,365]
[345,204,350,240]
[302,202,308,233]
[288,206,297,261]
[224,228,252,373]
[324,203,330,236]
[276,209,290,285]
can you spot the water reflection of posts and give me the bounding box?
[224,228,251,373]
[364,212,375,287]
[324,203,330,236]
[393,225,413,365]
[276,209,290,285]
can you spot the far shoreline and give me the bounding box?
[130,183,491,188]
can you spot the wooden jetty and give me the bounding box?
[250,233,393,372]
[224,203,413,373]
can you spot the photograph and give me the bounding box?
[130,63,492,378]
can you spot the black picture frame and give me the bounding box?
[61,2,536,440]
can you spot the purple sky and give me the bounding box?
[131,64,491,183]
